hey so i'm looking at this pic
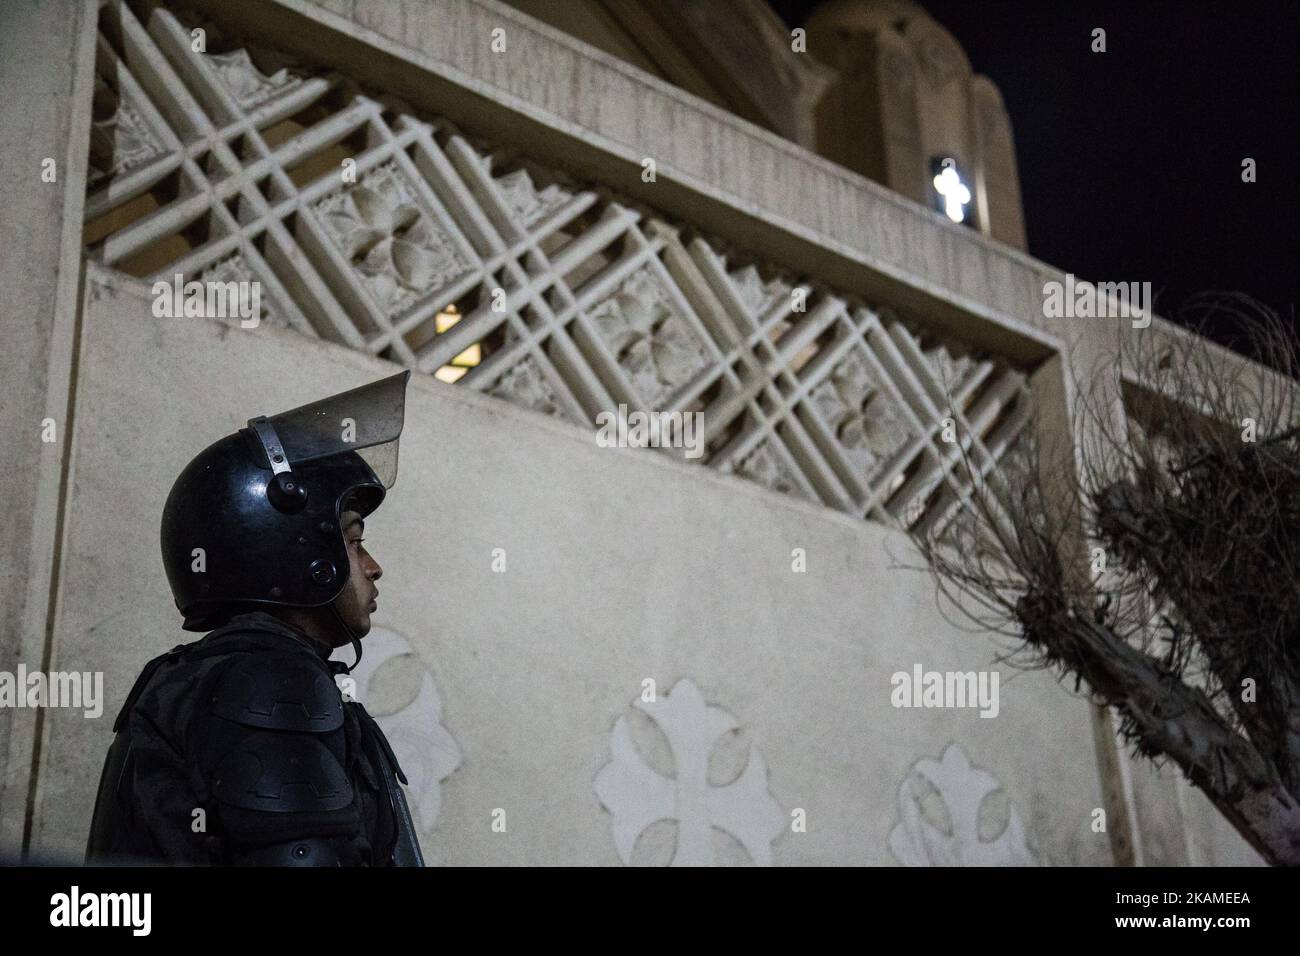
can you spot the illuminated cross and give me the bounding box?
[933,165,971,223]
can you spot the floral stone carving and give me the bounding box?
[589,265,708,407]
[88,74,164,186]
[207,47,300,110]
[594,677,786,866]
[811,351,912,481]
[888,742,1036,866]
[315,162,471,317]
[486,353,566,419]
[332,625,462,830]
[736,440,805,499]
[493,167,572,230]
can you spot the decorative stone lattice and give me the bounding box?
[486,354,563,418]
[83,0,1032,534]
[888,743,1037,866]
[198,252,284,327]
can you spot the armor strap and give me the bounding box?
[352,706,423,866]
[327,603,364,676]
[246,416,292,476]
[387,771,425,867]
[85,733,135,862]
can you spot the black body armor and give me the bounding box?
[86,612,424,867]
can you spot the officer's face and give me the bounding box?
[334,510,383,638]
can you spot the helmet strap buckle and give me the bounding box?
[248,417,309,513]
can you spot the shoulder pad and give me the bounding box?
[210,652,343,733]
[212,731,353,813]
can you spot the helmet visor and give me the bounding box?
[258,370,410,488]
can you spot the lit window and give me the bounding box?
[433,304,481,383]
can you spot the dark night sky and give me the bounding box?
[770,0,1300,360]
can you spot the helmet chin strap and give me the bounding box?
[329,602,364,675]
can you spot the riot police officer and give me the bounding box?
[86,371,424,866]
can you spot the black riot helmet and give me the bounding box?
[161,371,411,633]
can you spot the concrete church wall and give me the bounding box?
[29,267,1114,865]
